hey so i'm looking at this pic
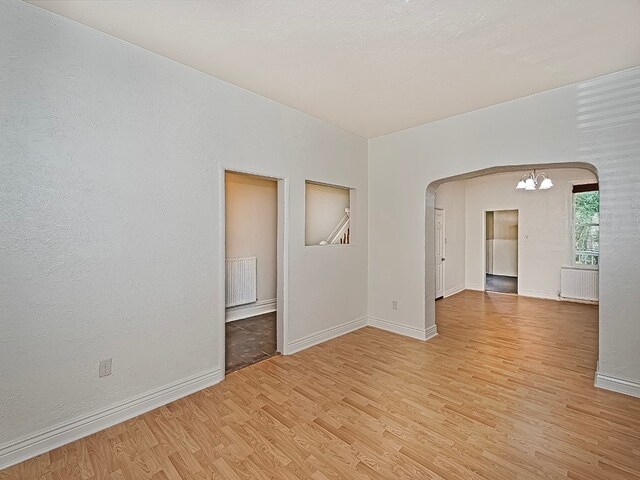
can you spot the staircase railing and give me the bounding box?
[321,208,351,245]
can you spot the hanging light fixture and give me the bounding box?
[516,170,553,191]
[539,177,553,190]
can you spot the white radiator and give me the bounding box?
[225,257,257,308]
[560,267,598,301]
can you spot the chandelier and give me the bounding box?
[516,170,553,191]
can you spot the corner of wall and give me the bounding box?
[444,285,465,298]
[366,317,438,342]
[595,371,640,399]
[286,316,368,355]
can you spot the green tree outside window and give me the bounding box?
[574,191,599,265]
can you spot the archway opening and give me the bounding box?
[425,162,599,338]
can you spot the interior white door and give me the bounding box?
[435,208,445,299]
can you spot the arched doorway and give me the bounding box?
[424,162,599,333]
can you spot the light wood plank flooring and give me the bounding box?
[3,290,640,479]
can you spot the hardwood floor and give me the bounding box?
[3,290,640,479]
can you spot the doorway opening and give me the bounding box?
[224,171,281,373]
[426,162,599,334]
[484,210,518,294]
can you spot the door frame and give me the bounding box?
[218,166,290,377]
[435,208,445,300]
[482,208,519,294]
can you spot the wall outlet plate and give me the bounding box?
[392,300,398,310]
[99,358,112,378]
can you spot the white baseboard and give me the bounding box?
[225,298,276,322]
[286,315,439,354]
[518,289,559,301]
[424,324,438,341]
[595,371,640,398]
[367,317,438,341]
[444,285,465,298]
[465,283,484,292]
[559,296,598,305]
[286,317,367,354]
[0,368,223,471]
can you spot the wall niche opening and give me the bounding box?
[305,181,353,246]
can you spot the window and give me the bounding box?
[573,183,599,266]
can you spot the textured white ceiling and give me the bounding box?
[27,0,640,138]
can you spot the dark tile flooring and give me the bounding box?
[225,312,277,373]
[486,274,518,294]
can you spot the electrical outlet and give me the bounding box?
[392,300,398,310]
[99,358,112,378]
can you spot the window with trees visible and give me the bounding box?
[573,183,599,266]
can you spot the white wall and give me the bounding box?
[225,172,277,308]
[0,0,368,461]
[488,238,518,277]
[434,182,466,296]
[491,210,518,240]
[369,66,640,390]
[305,182,350,246]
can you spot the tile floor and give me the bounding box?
[485,273,518,294]
[225,311,277,373]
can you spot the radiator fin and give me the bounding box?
[560,267,598,301]
[225,257,257,308]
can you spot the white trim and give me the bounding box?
[562,264,599,271]
[287,317,367,354]
[558,296,598,305]
[570,184,600,269]
[219,166,290,368]
[277,177,290,354]
[225,298,276,322]
[424,324,438,341]
[435,207,445,300]
[444,285,465,298]
[0,368,223,471]
[465,283,485,291]
[595,372,640,398]
[217,166,227,379]
[367,317,438,341]
[518,289,559,300]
